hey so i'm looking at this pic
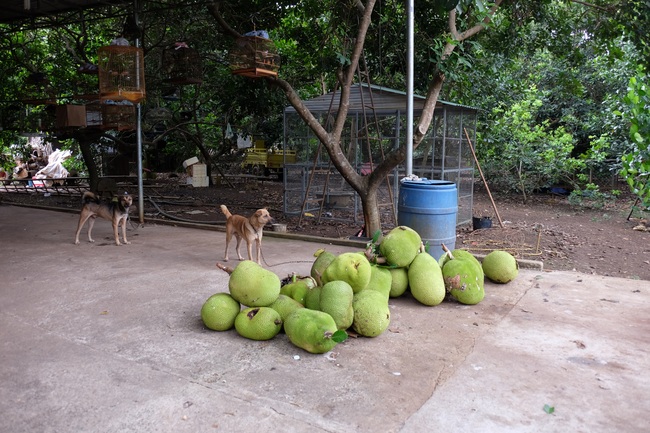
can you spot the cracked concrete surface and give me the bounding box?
[1,204,649,432]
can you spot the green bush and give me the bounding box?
[620,69,650,210]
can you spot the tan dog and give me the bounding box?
[75,191,132,246]
[221,204,273,264]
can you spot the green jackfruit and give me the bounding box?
[482,250,519,283]
[311,249,336,284]
[441,250,485,305]
[321,252,372,293]
[234,307,282,340]
[388,267,409,298]
[352,289,390,337]
[320,280,354,330]
[228,260,281,307]
[379,226,422,267]
[200,292,241,331]
[439,249,482,272]
[304,285,322,310]
[268,294,304,326]
[408,252,446,306]
[366,265,392,301]
[285,309,341,354]
[280,277,314,306]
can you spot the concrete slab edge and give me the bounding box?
[2,202,544,270]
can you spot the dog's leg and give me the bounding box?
[74,213,92,244]
[246,238,254,262]
[235,234,245,261]
[121,218,130,245]
[254,238,262,265]
[224,228,232,261]
[112,219,122,246]
[87,217,97,243]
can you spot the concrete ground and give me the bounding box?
[1,204,649,433]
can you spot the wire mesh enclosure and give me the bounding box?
[101,103,136,131]
[283,84,477,227]
[97,45,146,103]
[229,36,281,78]
[161,43,203,85]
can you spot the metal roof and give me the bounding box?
[0,1,131,24]
[284,83,477,115]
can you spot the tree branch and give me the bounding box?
[457,0,504,42]
[207,2,242,39]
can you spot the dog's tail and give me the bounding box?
[220,204,232,219]
[82,191,100,204]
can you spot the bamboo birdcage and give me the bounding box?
[97,45,146,103]
[229,36,280,78]
[162,43,203,85]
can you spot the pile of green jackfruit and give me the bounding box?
[202,225,519,354]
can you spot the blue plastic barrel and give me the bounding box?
[397,179,458,260]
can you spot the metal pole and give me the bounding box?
[134,0,144,224]
[405,0,414,176]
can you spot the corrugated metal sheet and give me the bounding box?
[284,83,477,114]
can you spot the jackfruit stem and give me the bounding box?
[314,270,323,287]
[441,243,455,260]
[364,246,386,264]
[216,262,235,274]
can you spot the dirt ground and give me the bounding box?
[2,176,649,280]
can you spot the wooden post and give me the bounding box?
[464,128,504,229]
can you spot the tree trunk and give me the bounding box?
[217,0,503,235]
[74,130,102,192]
[359,179,381,238]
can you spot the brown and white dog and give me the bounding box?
[221,204,273,264]
[74,191,132,246]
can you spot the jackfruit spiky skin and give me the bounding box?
[408,252,446,306]
[379,226,422,267]
[482,250,519,283]
[234,307,282,340]
[268,294,304,328]
[311,249,336,281]
[443,259,485,305]
[228,260,281,307]
[284,309,339,354]
[352,289,390,337]
[388,267,409,298]
[365,265,392,301]
[280,278,314,306]
[304,286,322,310]
[320,280,354,330]
[200,292,241,331]
[321,252,372,293]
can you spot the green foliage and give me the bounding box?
[59,140,87,175]
[480,85,579,200]
[620,69,650,209]
[568,183,621,210]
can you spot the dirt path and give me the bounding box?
[2,179,649,280]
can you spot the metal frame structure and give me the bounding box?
[283,84,478,226]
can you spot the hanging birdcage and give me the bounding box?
[101,102,136,131]
[97,45,146,103]
[229,33,280,78]
[21,72,57,105]
[162,42,203,85]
